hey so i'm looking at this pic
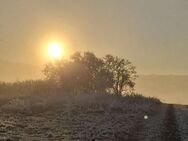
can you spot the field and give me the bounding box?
[0,82,187,141]
[0,91,163,141]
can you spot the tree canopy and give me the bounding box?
[43,52,137,96]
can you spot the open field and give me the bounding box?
[0,93,162,141]
[0,92,185,141]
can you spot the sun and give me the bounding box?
[48,42,62,59]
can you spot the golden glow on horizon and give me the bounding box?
[48,42,63,60]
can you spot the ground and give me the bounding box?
[0,94,186,141]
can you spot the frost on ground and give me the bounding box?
[137,104,167,141]
[0,94,162,140]
[175,105,188,141]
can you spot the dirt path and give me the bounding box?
[161,104,182,141]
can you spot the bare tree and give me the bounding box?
[103,55,137,96]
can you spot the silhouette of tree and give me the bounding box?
[60,61,91,93]
[43,62,59,82]
[70,52,113,93]
[104,55,137,95]
[43,52,137,95]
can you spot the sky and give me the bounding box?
[135,75,188,105]
[0,0,188,81]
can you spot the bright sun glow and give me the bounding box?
[48,43,62,59]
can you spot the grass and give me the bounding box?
[0,80,162,140]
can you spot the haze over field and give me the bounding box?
[0,66,187,104]
[0,1,188,140]
[136,75,188,105]
[0,0,188,104]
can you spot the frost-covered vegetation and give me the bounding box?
[0,85,161,140]
[0,81,162,140]
[0,52,164,140]
[175,105,188,141]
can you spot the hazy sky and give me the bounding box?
[0,0,188,80]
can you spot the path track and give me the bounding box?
[161,104,182,141]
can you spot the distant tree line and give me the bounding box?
[43,52,137,96]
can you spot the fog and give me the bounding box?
[136,75,188,105]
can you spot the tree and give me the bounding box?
[43,52,114,94]
[43,63,58,82]
[43,52,137,95]
[71,52,113,93]
[103,55,137,96]
[58,61,90,93]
